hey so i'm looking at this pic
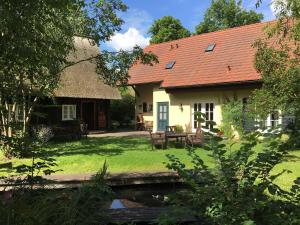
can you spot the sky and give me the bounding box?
[103,0,276,51]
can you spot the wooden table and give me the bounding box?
[165,133,187,148]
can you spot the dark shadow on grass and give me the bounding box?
[282,153,300,163]
[44,137,152,157]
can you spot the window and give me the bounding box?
[242,98,254,130]
[205,43,216,52]
[192,102,215,130]
[255,110,281,130]
[270,111,280,128]
[143,102,148,113]
[165,61,176,69]
[205,103,214,129]
[148,104,153,112]
[62,105,76,121]
[193,103,202,129]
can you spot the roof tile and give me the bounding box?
[128,21,275,88]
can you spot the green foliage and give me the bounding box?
[250,0,300,122]
[0,0,158,157]
[149,16,191,44]
[111,92,135,127]
[0,163,113,225]
[174,125,184,133]
[195,0,263,34]
[221,99,247,138]
[97,46,158,86]
[164,125,300,225]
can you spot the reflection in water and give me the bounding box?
[110,199,146,209]
[110,199,125,209]
[109,183,186,209]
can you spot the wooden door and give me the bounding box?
[98,102,106,129]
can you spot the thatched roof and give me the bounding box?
[54,37,120,100]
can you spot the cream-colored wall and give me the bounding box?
[136,84,255,132]
[135,84,154,122]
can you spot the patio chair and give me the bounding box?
[136,113,145,131]
[149,131,166,150]
[165,126,176,134]
[80,123,88,139]
[145,121,153,131]
[186,127,204,148]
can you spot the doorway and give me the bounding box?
[157,102,169,131]
[82,102,95,130]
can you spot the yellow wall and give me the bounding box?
[135,84,255,132]
[135,84,154,122]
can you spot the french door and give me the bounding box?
[192,102,215,131]
[157,102,169,131]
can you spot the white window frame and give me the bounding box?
[267,111,281,128]
[255,110,282,132]
[62,105,76,121]
[192,102,215,132]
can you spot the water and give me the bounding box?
[110,183,185,209]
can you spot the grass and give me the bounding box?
[0,137,214,174]
[1,136,299,190]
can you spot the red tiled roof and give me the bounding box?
[128,21,275,88]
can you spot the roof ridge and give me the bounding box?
[144,20,276,50]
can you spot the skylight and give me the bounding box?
[205,43,216,52]
[166,61,176,69]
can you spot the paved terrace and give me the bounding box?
[88,130,149,138]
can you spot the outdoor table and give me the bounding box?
[165,133,187,148]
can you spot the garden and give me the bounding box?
[1,0,300,224]
[1,136,299,192]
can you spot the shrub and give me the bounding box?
[174,125,184,133]
[0,163,113,225]
[31,125,54,144]
[111,93,135,127]
[163,125,300,225]
[221,98,250,138]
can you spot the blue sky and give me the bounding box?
[103,0,275,51]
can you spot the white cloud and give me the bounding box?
[106,28,150,51]
[121,9,153,35]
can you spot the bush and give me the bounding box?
[174,125,184,133]
[111,93,135,128]
[31,125,54,144]
[0,163,113,225]
[221,99,250,138]
[163,126,300,225]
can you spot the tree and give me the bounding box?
[0,0,157,157]
[148,16,191,44]
[249,0,300,121]
[195,0,263,34]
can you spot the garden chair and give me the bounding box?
[186,126,204,148]
[149,131,166,150]
[80,123,88,139]
[136,113,145,131]
[165,126,176,134]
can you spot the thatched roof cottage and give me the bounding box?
[34,37,120,132]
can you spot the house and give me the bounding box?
[128,21,285,133]
[31,37,121,132]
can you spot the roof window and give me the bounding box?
[205,43,216,52]
[165,61,176,69]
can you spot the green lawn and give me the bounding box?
[1,136,299,190]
